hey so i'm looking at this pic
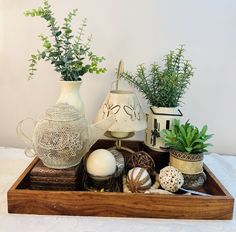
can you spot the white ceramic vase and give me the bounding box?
[56,80,85,116]
[144,106,182,151]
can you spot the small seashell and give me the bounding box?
[184,192,192,195]
[150,181,160,190]
[144,189,174,194]
[159,166,184,192]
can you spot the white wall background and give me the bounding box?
[0,0,236,155]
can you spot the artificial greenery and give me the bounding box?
[121,46,194,107]
[161,119,213,154]
[25,0,106,81]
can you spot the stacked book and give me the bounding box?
[29,160,81,191]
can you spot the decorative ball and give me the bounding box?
[126,151,155,175]
[108,149,125,177]
[127,167,152,193]
[86,149,116,177]
[159,166,184,192]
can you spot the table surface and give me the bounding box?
[0,147,236,232]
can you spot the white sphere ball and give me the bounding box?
[86,149,116,177]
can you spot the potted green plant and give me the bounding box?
[121,46,194,151]
[161,119,213,189]
[25,0,106,114]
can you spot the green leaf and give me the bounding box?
[185,147,192,153]
[53,31,62,37]
[205,134,214,140]
[190,138,204,146]
[179,126,187,140]
[41,52,46,59]
[65,29,72,34]
[177,136,186,146]
[200,125,208,137]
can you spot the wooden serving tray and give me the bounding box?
[8,140,234,220]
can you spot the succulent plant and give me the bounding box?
[161,119,213,154]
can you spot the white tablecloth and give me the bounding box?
[0,147,235,232]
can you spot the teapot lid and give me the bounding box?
[44,103,81,121]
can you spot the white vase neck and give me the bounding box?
[57,81,84,114]
[59,81,82,91]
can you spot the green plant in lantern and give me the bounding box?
[121,46,194,107]
[25,0,106,81]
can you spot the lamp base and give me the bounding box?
[110,131,130,138]
[108,139,135,154]
[104,131,134,139]
[104,131,136,154]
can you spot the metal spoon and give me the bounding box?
[180,188,211,196]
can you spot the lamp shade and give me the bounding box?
[95,90,146,137]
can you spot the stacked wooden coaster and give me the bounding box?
[29,160,81,190]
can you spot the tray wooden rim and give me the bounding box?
[7,141,234,220]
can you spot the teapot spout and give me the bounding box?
[88,114,116,150]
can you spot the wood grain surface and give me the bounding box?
[7,140,234,220]
[8,187,233,219]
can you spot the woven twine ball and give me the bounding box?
[159,166,184,192]
[127,167,152,193]
[126,151,155,175]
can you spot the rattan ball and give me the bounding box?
[126,151,155,175]
[127,167,152,193]
[159,166,184,192]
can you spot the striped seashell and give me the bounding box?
[127,167,152,193]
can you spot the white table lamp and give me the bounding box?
[95,60,147,152]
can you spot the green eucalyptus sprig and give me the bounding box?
[121,46,194,107]
[25,0,106,81]
[161,119,213,154]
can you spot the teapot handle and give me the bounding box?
[16,118,37,158]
